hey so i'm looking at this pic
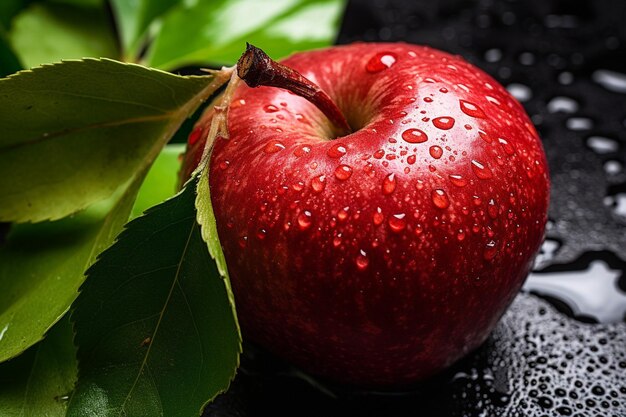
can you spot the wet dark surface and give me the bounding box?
[203,0,626,415]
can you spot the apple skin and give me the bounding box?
[182,43,550,386]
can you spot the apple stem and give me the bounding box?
[236,43,352,137]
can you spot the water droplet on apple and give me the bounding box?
[498,137,516,155]
[457,229,466,241]
[432,116,455,130]
[414,224,424,235]
[365,52,397,73]
[478,129,492,143]
[264,104,279,113]
[218,160,230,170]
[388,213,407,232]
[429,145,443,159]
[424,97,433,103]
[484,240,498,260]
[439,87,448,93]
[488,199,499,219]
[297,211,312,230]
[373,149,385,159]
[263,139,286,154]
[407,155,416,164]
[293,144,311,157]
[334,165,353,180]
[402,128,428,143]
[311,175,326,193]
[382,173,397,194]
[432,189,450,209]
[471,160,494,179]
[355,250,370,271]
[333,235,342,247]
[292,181,305,192]
[373,207,384,225]
[256,228,267,240]
[459,100,486,118]
[327,143,347,158]
[238,236,248,248]
[449,174,467,187]
[338,207,349,221]
[416,179,425,190]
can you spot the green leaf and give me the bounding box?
[0,170,146,362]
[68,174,241,417]
[110,0,180,62]
[0,316,77,417]
[0,58,224,223]
[8,3,118,69]
[0,143,191,363]
[146,0,347,71]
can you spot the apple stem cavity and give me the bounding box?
[236,43,352,137]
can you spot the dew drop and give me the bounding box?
[471,160,493,179]
[311,175,326,193]
[433,116,455,130]
[366,52,397,73]
[297,211,312,230]
[356,250,369,270]
[423,97,433,103]
[415,179,425,190]
[334,165,353,180]
[429,145,443,159]
[498,137,516,155]
[488,199,499,219]
[338,206,349,221]
[407,154,416,164]
[388,213,407,232]
[382,173,397,195]
[327,143,347,158]
[449,174,467,187]
[402,128,428,143]
[478,129,492,143]
[333,235,342,247]
[373,149,385,159]
[256,228,267,240]
[373,207,384,225]
[432,189,450,209]
[263,139,286,154]
[238,236,248,248]
[459,100,486,118]
[218,160,230,170]
[293,144,311,157]
[484,240,498,260]
[264,104,279,113]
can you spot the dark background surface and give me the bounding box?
[204,1,626,415]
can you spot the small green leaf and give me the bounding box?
[146,0,347,70]
[110,0,180,61]
[69,174,241,417]
[0,59,224,223]
[0,316,77,417]
[8,3,118,69]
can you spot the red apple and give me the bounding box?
[182,43,550,386]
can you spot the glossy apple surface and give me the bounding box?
[182,43,550,386]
